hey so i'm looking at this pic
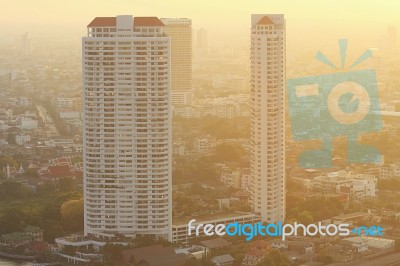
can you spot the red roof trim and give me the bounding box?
[134,17,165,26]
[87,17,116,27]
[257,16,274,25]
[87,17,164,27]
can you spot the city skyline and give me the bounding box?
[1,2,400,265]
[1,0,399,54]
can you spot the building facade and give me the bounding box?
[250,14,286,223]
[82,15,172,240]
[161,18,193,106]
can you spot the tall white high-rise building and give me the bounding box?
[161,18,193,106]
[250,14,286,223]
[82,15,172,240]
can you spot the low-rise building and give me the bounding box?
[15,133,31,145]
[342,236,395,251]
[211,254,235,266]
[220,167,241,188]
[24,225,43,242]
[194,137,217,155]
[311,171,376,201]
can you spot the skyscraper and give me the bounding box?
[250,14,286,223]
[82,15,172,240]
[196,28,208,59]
[161,18,193,106]
[22,32,32,56]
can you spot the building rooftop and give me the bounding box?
[257,16,274,25]
[344,236,395,249]
[332,212,368,221]
[47,165,72,178]
[1,232,31,241]
[87,16,164,27]
[134,17,165,27]
[212,254,235,264]
[24,225,42,233]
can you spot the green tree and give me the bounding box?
[298,211,314,225]
[215,143,244,162]
[0,180,32,200]
[0,156,18,169]
[60,198,84,232]
[190,183,205,195]
[24,168,39,178]
[7,134,16,145]
[42,202,62,222]
[0,208,27,233]
[103,244,129,261]
[59,177,75,192]
[287,197,344,222]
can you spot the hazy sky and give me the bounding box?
[1,0,399,49]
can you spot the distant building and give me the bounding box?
[22,32,32,56]
[172,91,193,106]
[0,225,43,249]
[18,117,38,130]
[240,170,251,192]
[196,28,208,58]
[331,212,369,225]
[374,163,400,179]
[45,165,74,179]
[0,232,32,247]
[52,97,76,109]
[312,171,376,201]
[211,254,235,266]
[200,238,232,258]
[220,166,241,189]
[327,244,357,263]
[173,140,187,156]
[15,133,31,145]
[24,225,44,242]
[161,18,192,106]
[342,236,394,251]
[194,137,217,155]
[174,104,235,118]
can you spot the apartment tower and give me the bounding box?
[82,15,172,240]
[160,18,193,106]
[250,14,286,223]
